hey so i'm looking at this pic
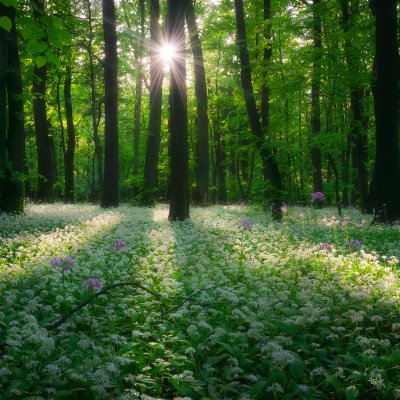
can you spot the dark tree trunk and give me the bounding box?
[87,0,103,200]
[311,0,323,193]
[0,4,8,171]
[185,0,209,205]
[370,0,400,222]
[101,0,119,207]
[142,0,163,205]
[64,66,75,203]
[168,0,189,220]
[132,0,145,192]
[0,6,25,213]
[32,0,56,202]
[33,66,57,202]
[234,0,283,220]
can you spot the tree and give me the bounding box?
[234,0,283,219]
[369,0,400,222]
[168,0,189,220]
[32,0,57,202]
[142,0,163,205]
[101,0,119,207]
[0,4,25,213]
[185,0,209,206]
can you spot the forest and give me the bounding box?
[0,0,400,399]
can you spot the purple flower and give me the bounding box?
[64,256,75,266]
[320,242,330,250]
[281,203,288,213]
[113,239,127,252]
[83,278,102,289]
[349,239,361,248]
[50,257,62,267]
[238,219,252,230]
[311,192,325,203]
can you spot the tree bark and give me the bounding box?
[0,5,25,213]
[32,0,57,202]
[185,0,209,206]
[369,0,400,222]
[234,0,283,219]
[0,4,8,169]
[311,0,323,193]
[64,66,75,203]
[101,0,119,207]
[142,0,163,205]
[168,0,189,220]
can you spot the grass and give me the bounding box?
[0,204,399,399]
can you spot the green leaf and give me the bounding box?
[35,55,47,68]
[21,25,37,40]
[27,39,48,54]
[45,50,60,66]
[0,16,12,32]
[391,349,400,363]
[0,0,16,7]
[289,360,305,379]
[345,385,359,400]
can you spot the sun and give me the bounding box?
[159,43,176,65]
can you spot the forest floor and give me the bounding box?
[0,204,400,400]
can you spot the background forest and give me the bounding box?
[0,0,398,222]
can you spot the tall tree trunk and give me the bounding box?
[0,5,25,212]
[32,0,56,202]
[168,0,189,220]
[33,65,57,202]
[0,4,8,172]
[234,0,283,220]
[101,0,119,207]
[142,0,163,205]
[64,66,75,203]
[185,0,209,205]
[87,0,103,200]
[369,0,400,222]
[311,0,323,193]
[132,0,145,193]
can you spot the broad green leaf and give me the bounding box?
[21,25,37,40]
[27,39,48,54]
[391,349,400,363]
[35,55,47,68]
[345,385,359,400]
[289,360,305,379]
[0,0,16,7]
[45,50,60,66]
[0,16,12,32]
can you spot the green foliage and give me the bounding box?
[0,15,11,31]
